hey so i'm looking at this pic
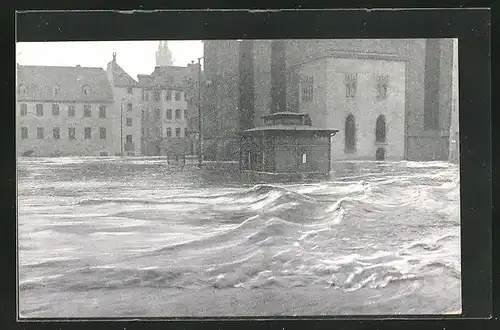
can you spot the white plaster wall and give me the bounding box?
[322,57,406,160]
[110,86,143,155]
[17,101,114,156]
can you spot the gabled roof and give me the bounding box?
[138,66,190,90]
[17,65,114,102]
[108,60,139,87]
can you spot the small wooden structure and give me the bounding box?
[239,112,338,179]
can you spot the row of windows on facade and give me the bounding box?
[18,84,137,99]
[300,74,390,102]
[144,108,189,121]
[18,126,136,142]
[143,90,186,102]
[18,103,118,118]
[143,127,189,139]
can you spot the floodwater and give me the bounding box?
[17,157,461,318]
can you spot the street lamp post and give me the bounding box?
[120,102,123,157]
[120,95,134,157]
[197,56,203,168]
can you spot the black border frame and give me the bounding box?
[4,6,493,330]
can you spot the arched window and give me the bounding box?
[345,114,356,153]
[53,85,60,96]
[375,115,387,143]
[18,84,27,95]
[82,85,91,96]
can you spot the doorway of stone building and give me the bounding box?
[345,114,356,153]
[376,147,386,160]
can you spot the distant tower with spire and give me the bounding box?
[156,41,173,67]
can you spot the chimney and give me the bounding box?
[76,64,81,68]
[112,52,117,63]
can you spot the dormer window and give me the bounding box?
[82,85,91,96]
[18,84,27,96]
[53,85,60,96]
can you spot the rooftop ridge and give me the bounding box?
[18,64,105,70]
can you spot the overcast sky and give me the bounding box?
[16,41,204,81]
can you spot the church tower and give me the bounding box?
[156,41,173,67]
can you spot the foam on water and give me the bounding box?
[17,158,461,316]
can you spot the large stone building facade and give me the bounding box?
[106,53,143,156]
[17,41,201,158]
[202,38,459,162]
[137,64,199,156]
[16,65,115,157]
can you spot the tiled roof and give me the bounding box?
[108,60,139,87]
[17,65,114,102]
[138,66,190,90]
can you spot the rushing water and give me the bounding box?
[17,157,461,318]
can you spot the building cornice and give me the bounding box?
[287,49,406,72]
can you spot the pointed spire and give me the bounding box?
[155,41,173,67]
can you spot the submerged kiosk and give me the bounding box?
[239,112,339,180]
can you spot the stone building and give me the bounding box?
[16,64,115,157]
[106,53,143,156]
[137,64,199,156]
[202,38,458,162]
[202,40,241,161]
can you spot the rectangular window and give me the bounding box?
[68,105,75,117]
[126,135,132,143]
[166,109,172,120]
[53,127,60,140]
[301,76,314,102]
[20,103,28,116]
[166,127,172,138]
[126,118,133,126]
[84,104,91,117]
[175,91,181,101]
[36,104,43,116]
[184,128,188,137]
[184,109,188,119]
[345,73,358,98]
[141,90,145,101]
[183,92,187,101]
[127,87,133,95]
[166,90,172,101]
[175,109,181,120]
[154,91,161,101]
[37,127,44,139]
[100,127,106,139]
[127,103,133,112]
[68,127,76,140]
[155,108,161,121]
[21,127,28,139]
[84,127,91,139]
[155,127,161,137]
[145,91,149,101]
[175,127,181,138]
[99,105,106,118]
[52,104,60,116]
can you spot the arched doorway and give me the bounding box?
[345,114,356,153]
[375,115,386,143]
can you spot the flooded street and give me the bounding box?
[17,157,461,317]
